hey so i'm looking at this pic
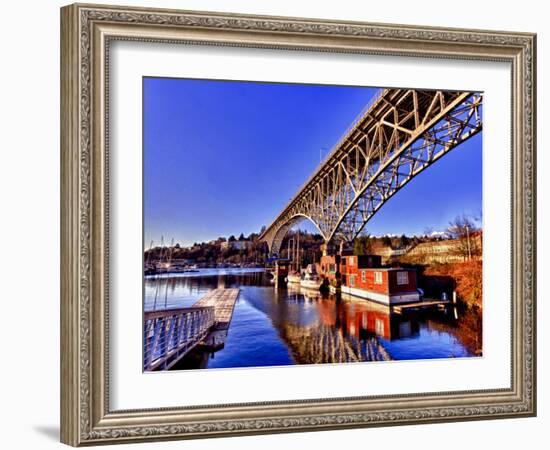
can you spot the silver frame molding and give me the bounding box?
[60,3,536,446]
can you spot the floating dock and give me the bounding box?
[143,288,240,371]
[193,288,240,331]
[194,288,240,350]
[391,299,451,314]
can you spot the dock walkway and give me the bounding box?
[391,299,451,314]
[193,288,240,331]
[143,288,240,371]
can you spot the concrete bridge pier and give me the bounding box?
[274,259,290,288]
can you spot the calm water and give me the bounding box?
[144,269,480,370]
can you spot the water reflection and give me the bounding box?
[144,270,480,370]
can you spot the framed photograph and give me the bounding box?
[60,3,536,446]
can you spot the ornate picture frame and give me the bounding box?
[60,3,536,446]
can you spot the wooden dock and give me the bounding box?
[143,288,240,371]
[194,288,240,350]
[193,288,240,330]
[391,299,451,314]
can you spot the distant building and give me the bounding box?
[367,243,393,264]
[403,233,481,263]
[220,240,251,251]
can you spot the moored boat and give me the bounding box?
[286,271,302,284]
[300,264,322,290]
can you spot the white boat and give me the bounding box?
[286,271,302,284]
[300,264,322,290]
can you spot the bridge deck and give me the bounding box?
[260,89,483,251]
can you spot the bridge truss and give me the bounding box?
[260,89,483,254]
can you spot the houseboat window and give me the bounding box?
[374,271,383,284]
[350,275,355,287]
[397,271,409,285]
[329,264,335,273]
[361,270,366,282]
[341,258,346,266]
[349,256,354,265]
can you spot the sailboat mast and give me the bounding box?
[163,238,174,308]
[297,230,300,271]
[294,234,298,272]
[153,236,165,311]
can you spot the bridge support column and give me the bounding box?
[274,260,290,288]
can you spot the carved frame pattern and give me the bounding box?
[60,3,536,446]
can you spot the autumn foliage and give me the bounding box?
[423,259,483,309]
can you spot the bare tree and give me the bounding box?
[447,214,481,260]
[381,235,392,248]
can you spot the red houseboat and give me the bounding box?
[319,251,420,305]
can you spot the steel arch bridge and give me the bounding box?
[259,88,483,255]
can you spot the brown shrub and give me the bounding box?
[424,260,482,309]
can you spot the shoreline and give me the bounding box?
[145,267,266,279]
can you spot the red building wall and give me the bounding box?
[341,256,417,294]
[387,270,417,293]
[320,255,338,281]
[319,254,417,295]
[343,267,390,294]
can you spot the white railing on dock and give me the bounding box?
[143,306,215,371]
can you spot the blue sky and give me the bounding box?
[144,78,482,247]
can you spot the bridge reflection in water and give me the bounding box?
[144,270,476,371]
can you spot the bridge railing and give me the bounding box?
[321,88,386,164]
[260,88,386,239]
[143,306,215,371]
[298,88,386,192]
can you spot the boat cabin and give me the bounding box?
[319,252,420,305]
